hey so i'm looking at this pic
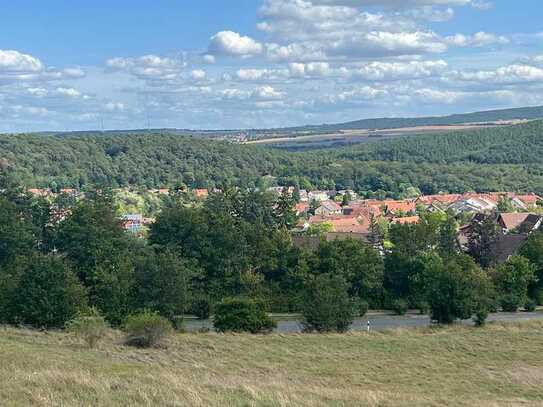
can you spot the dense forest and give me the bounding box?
[1,120,543,196]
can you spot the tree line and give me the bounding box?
[1,185,542,332]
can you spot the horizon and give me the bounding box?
[1,1,543,133]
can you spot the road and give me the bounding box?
[184,310,543,333]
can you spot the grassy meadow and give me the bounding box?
[1,322,543,406]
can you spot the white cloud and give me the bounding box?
[106,55,185,81]
[191,69,207,80]
[208,31,263,57]
[445,31,509,47]
[0,50,43,72]
[56,87,82,97]
[450,64,543,84]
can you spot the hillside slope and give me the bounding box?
[1,121,543,195]
[334,120,543,164]
[1,322,543,406]
[287,105,543,132]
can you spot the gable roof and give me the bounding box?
[318,200,342,212]
[499,213,532,231]
[384,200,417,214]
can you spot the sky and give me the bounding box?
[1,0,543,132]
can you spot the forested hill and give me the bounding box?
[333,119,543,164]
[285,105,543,131]
[1,120,543,195]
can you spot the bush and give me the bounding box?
[124,311,173,348]
[213,297,276,334]
[524,299,537,312]
[415,301,429,315]
[473,307,489,327]
[302,274,355,333]
[192,297,212,320]
[392,299,408,316]
[501,295,520,312]
[66,308,108,348]
[358,300,369,317]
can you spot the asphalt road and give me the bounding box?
[184,311,543,333]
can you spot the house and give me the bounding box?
[308,190,330,203]
[448,197,497,214]
[416,194,461,206]
[193,189,209,199]
[315,200,342,216]
[27,188,51,198]
[121,214,143,233]
[298,189,309,202]
[498,213,542,233]
[295,202,310,216]
[383,200,417,216]
[515,194,542,208]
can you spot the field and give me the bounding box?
[244,122,523,149]
[2,322,543,406]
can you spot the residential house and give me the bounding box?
[315,200,342,216]
[308,190,330,203]
[27,188,51,198]
[121,214,143,233]
[448,197,497,214]
[383,200,417,217]
[194,189,209,199]
[295,202,310,216]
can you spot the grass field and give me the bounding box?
[1,322,543,406]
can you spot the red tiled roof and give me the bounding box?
[516,194,541,206]
[295,202,310,214]
[499,213,532,231]
[384,200,417,214]
[417,194,461,205]
[194,189,209,198]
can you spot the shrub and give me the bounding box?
[66,308,108,348]
[172,315,185,332]
[213,297,276,334]
[358,300,369,317]
[302,274,355,333]
[524,299,537,312]
[124,311,173,348]
[416,301,430,315]
[192,297,212,320]
[473,307,489,327]
[392,299,408,316]
[501,295,520,312]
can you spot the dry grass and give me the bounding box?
[1,322,543,406]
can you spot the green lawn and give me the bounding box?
[1,322,543,406]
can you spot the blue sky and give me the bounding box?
[1,0,542,132]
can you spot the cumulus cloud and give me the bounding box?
[208,31,263,57]
[0,50,43,72]
[445,31,509,47]
[450,64,543,84]
[106,55,185,81]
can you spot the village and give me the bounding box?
[25,186,543,265]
